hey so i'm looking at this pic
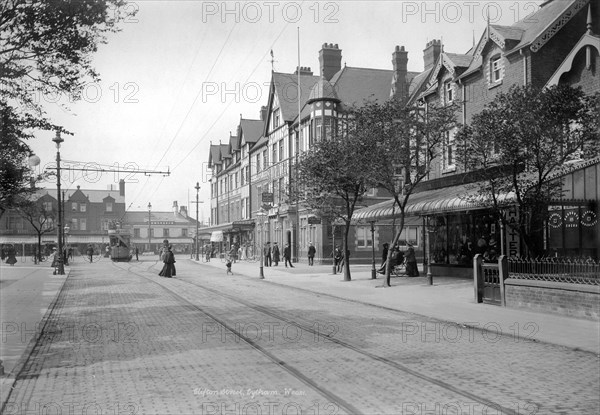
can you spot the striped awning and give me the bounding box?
[352,182,514,223]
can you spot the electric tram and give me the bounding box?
[107,228,132,262]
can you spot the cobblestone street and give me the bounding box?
[1,258,598,414]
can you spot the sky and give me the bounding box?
[28,0,544,223]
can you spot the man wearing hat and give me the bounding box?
[307,242,316,266]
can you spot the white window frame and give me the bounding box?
[490,56,502,83]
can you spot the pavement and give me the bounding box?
[0,258,70,406]
[193,255,600,355]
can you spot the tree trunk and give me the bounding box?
[384,213,406,287]
[343,221,351,281]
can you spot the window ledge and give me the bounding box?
[488,80,503,90]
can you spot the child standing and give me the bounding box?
[226,258,233,275]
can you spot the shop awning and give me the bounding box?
[210,231,224,242]
[352,182,514,224]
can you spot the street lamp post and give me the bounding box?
[53,131,65,275]
[426,216,435,286]
[195,182,200,261]
[370,221,377,279]
[256,209,267,279]
[148,203,152,253]
[64,226,70,265]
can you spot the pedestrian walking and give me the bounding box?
[333,246,343,272]
[283,243,294,268]
[86,244,94,263]
[264,242,272,267]
[51,247,60,274]
[134,246,139,261]
[5,245,17,266]
[159,245,176,278]
[226,257,233,275]
[307,242,316,266]
[272,242,280,266]
[405,244,419,277]
[229,244,237,263]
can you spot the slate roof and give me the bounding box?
[444,53,473,68]
[307,78,339,103]
[220,144,230,159]
[329,66,394,107]
[460,0,581,79]
[229,134,239,152]
[208,144,222,166]
[508,0,580,53]
[62,188,125,204]
[272,72,320,122]
[238,119,263,144]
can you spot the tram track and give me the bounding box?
[117,260,520,415]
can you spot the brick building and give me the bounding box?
[354,0,600,272]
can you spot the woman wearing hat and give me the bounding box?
[159,245,176,278]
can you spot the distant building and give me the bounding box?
[125,201,197,254]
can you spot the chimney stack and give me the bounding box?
[119,179,125,197]
[319,43,342,81]
[173,201,178,216]
[294,66,313,76]
[423,39,442,71]
[391,45,409,101]
[180,206,188,218]
[260,106,268,121]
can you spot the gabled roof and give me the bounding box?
[208,144,222,166]
[63,188,124,204]
[238,118,263,145]
[460,0,588,79]
[545,31,600,87]
[509,0,586,53]
[406,68,433,106]
[220,144,231,159]
[229,134,239,152]
[271,71,320,122]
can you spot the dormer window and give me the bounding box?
[490,55,503,83]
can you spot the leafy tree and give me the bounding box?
[14,196,56,263]
[296,112,379,281]
[0,104,38,217]
[367,99,457,286]
[0,0,134,215]
[454,85,599,257]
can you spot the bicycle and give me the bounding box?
[31,254,47,263]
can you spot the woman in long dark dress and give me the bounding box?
[159,245,176,278]
[5,245,17,266]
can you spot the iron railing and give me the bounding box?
[508,257,600,285]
